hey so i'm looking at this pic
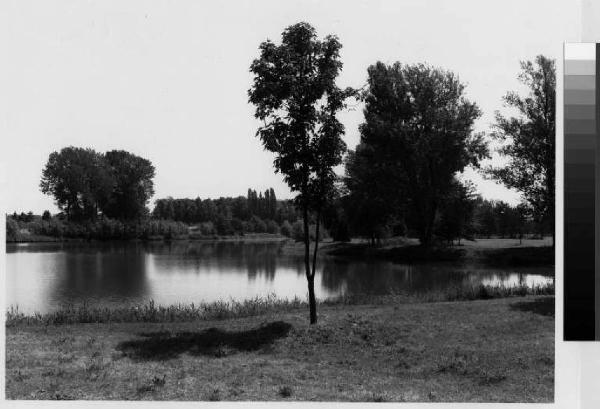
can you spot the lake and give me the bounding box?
[6,241,554,314]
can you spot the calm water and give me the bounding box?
[6,241,553,314]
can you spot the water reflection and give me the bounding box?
[6,242,553,314]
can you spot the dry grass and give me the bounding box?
[6,296,554,402]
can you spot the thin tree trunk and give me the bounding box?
[308,275,317,324]
[312,211,320,279]
[303,205,317,324]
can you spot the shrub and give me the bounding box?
[199,221,216,236]
[215,215,234,236]
[231,218,245,235]
[278,386,293,398]
[266,219,279,234]
[291,220,304,242]
[291,220,326,242]
[250,215,267,233]
[280,220,292,237]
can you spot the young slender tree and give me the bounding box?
[486,55,555,246]
[249,22,354,324]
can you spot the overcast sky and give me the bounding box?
[0,0,579,214]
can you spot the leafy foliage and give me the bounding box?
[436,180,478,244]
[40,147,155,221]
[40,147,113,221]
[348,62,488,245]
[6,217,19,241]
[249,22,355,323]
[344,145,403,242]
[152,189,299,236]
[486,55,555,242]
[5,215,188,241]
[102,150,155,220]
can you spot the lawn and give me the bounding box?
[6,296,554,402]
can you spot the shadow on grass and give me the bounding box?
[510,297,555,317]
[116,321,292,361]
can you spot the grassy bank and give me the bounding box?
[6,296,554,401]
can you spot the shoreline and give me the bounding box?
[6,233,290,244]
[7,283,554,327]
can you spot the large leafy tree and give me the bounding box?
[40,147,113,220]
[344,143,405,243]
[249,22,354,324]
[358,62,487,246]
[103,150,155,220]
[486,55,555,245]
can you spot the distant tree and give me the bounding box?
[515,203,530,244]
[359,62,487,246]
[291,220,305,242]
[215,213,234,235]
[231,217,245,235]
[231,196,248,220]
[486,55,555,246]
[199,221,216,236]
[40,147,113,220]
[103,150,155,220]
[474,199,497,238]
[437,180,477,245]
[249,22,355,324]
[266,219,279,234]
[42,210,51,221]
[6,217,19,241]
[194,197,204,221]
[494,201,512,238]
[280,220,293,237]
[321,196,351,242]
[203,199,217,223]
[268,188,277,219]
[249,215,267,233]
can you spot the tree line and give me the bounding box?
[152,188,291,225]
[151,190,302,237]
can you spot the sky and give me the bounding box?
[0,0,580,214]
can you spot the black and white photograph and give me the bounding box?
[1,0,574,403]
